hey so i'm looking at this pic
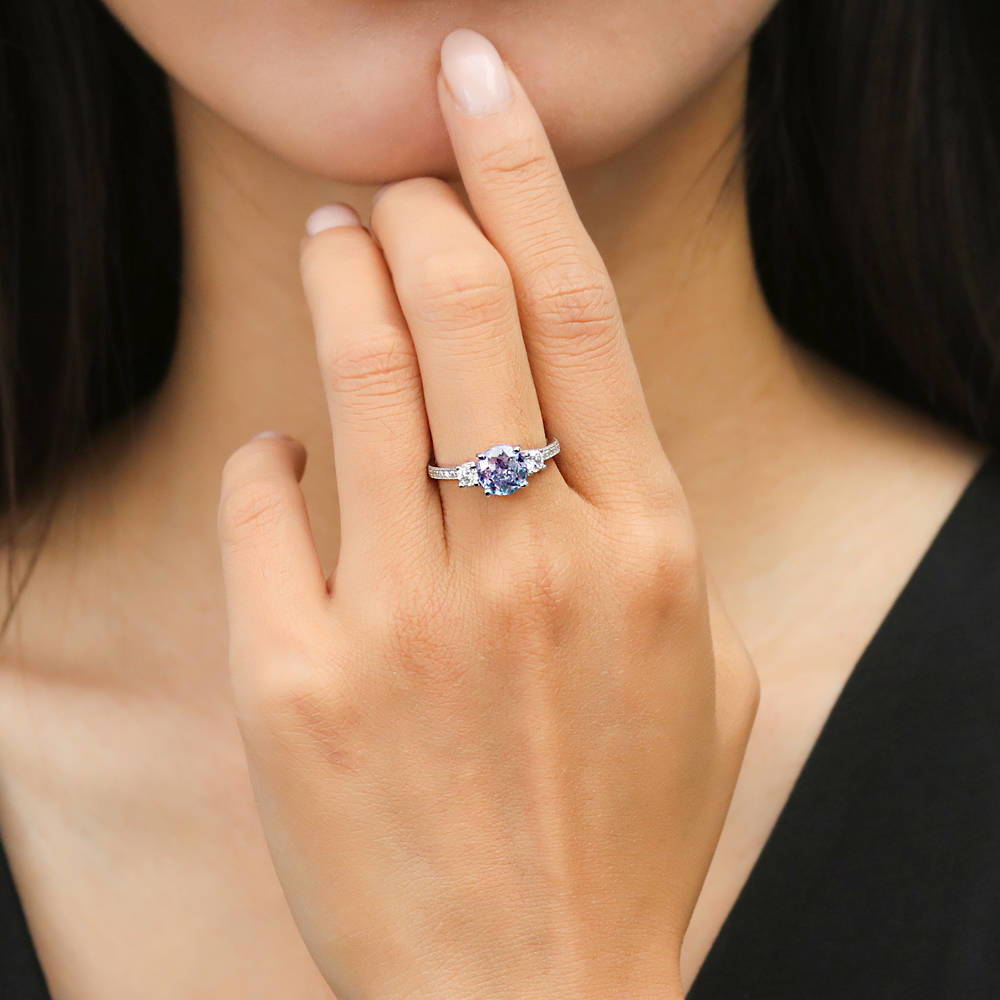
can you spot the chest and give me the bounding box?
[0,687,334,1000]
[681,658,852,989]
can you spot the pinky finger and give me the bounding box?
[218,433,328,650]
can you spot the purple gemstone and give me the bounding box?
[476,444,529,496]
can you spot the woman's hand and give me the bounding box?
[218,28,757,1000]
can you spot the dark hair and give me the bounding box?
[747,1,1000,431]
[1,1,998,603]
[0,0,179,611]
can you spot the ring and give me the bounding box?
[428,439,560,496]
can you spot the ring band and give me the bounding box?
[428,439,560,496]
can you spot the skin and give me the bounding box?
[0,4,986,1000]
[218,38,760,998]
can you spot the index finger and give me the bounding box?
[436,29,674,508]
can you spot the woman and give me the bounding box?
[1,1,998,997]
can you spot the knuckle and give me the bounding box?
[477,134,552,192]
[218,478,292,543]
[386,572,452,631]
[530,260,621,337]
[235,651,365,772]
[590,459,687,520]
[614,515,705,613]
[405,247,513,327]
[346,583,469,691]
[326,332,422,406]
[477,531,577,621]
[389,608,469,689]
[231,644,322,721]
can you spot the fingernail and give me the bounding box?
[253,430,291,440]
[440,28,512,116]
[305,203,362,236]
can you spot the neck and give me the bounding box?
[12,53,977,688]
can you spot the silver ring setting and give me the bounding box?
[428,439,560,496]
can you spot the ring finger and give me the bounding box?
[370,177,565,519]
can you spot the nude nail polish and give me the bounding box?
[440,29,512,116]
[305,203,361,236]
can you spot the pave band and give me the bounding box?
[428,439,560,496]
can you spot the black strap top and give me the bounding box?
[4,455,1000,999]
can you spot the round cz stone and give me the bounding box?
[477,444,528,496]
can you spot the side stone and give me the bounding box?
[522,449,546,475]
[458,462,479,487]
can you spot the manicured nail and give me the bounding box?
[305,203,362,236]
[253,430,291,440]
[440,28,512,116]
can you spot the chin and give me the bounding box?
[106,0,776,184]
[186,34,691,186]
[251,80,677,187]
